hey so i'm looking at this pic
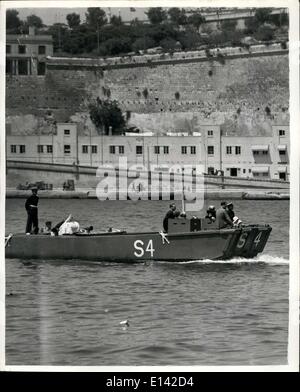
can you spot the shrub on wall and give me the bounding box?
[89,97,125,134]
[142,88,149,99]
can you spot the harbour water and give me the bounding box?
[5,199,289,366]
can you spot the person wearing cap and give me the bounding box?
[25,187,39,234]
[215,201,233,229]
[205,205,216,223]
[163,203,179,232]
[226,202,235,221]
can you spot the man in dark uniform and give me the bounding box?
[215,201,233,229]
[163,203,178,232]
[226,202,235,221]
[25,187,39,234]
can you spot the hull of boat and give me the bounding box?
[5,225,271,262]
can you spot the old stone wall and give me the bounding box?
[6,49,289,136]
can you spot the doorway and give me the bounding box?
[279,172,286,181]
[230,168,238,177]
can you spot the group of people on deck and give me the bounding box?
[163,201,242,232]
[205,201,242,229]
[25,187,92,236]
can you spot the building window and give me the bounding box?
[82,145,88,154]
[18,45,26,54]
[253,151,259,155]
[6,45,11,54]
[19,145,26,154]
[181,146,187,154]
[208,167,215,175]
[262,151,268,155]
[119,146,124,154]
[37,145,44,153]
[190,146,196,154]
[91,145,97,154]
[207,146,214,155]
[279,130,285,136]
[279,150,286,155]
[18,59,28,75]
[226,146,232,154]
[263,173,269,177]
[154,146,160,154]
[164,146,169,154]
[37,62,46,75]
[207,130,213,136]
[64,145,70,154]
[243,169,246,173]
[47,145,53,153]
[235,146,241,155]
[64,129,70,135]
[38,45,46,55]
[10,145,17,153]
[109,145,116,154]
[136,146,143,155]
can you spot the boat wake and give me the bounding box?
[177,254,289,265]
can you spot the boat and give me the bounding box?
[5,216,272,262]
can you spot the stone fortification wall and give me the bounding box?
[6,45,289,136]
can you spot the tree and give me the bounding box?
[254,8,272,25]
[220,19,237,32]
[6,9,21,30]
[132,37,155,53]
[168,8,187,26]
[159,37,177,50]
[110,15,123,26]
[145,8,167,25]
[187,12,205,30]
[86,8,107,29]
[26,14,43,28]
[254,25,275,41]
[66,13,81,29]
[89,98,126,134]
[102,37,132,56]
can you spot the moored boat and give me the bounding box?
[5,217,272,262]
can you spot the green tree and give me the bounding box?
[66,13,81,29]
[254,8,272,25]
[168,8,187,26]
[159,37,177,50]
[104,37,132,55]
[6,9,22,30]
[26,14,44,28]
[110,15,123,26]
[254,25,274,41]
[244,17,258,34]
[89,98,125,134]
[187,12,205,30]
[220,19,237,32]
[145,8,167,25]
[132,37,155,52]
[86,8,107,29]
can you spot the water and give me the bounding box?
[5,199,289,366]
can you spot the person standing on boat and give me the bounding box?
[25,187,39,234]
[226,202,235,221]
[215,201,233,229]
[163,203,179,232]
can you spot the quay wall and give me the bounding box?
[6,47,289,136]
[6,161,289,191]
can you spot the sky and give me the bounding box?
[16,7,148,25]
